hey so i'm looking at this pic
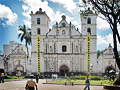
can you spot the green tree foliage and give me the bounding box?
[97,50,103,58]
[18,25,31,58]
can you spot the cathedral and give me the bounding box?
[31,8,98,76]
[2,8,119,76]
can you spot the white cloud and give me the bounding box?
[48,0,77,13]
[97,34,113,47]
[21,0,54,19]
[0,4,18,26]
[21,0,78,28]
[97,15,110,30]
[21,0,55,27]
[23,19,31,28]
[97,34,120,50]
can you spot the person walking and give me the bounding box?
[1,73,4,83]
[25,79,38,90]
[84,75,90,90]
[35,72,39,83]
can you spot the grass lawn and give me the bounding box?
[48,79,114,85]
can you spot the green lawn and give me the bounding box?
[48,79,114,85]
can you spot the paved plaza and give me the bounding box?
[0,79,104,90]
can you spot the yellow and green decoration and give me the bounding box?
[37,34,40,74]
[87,34,91,75]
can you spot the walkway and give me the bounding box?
[0,79,104,90]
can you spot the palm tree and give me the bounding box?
[18,25,31,59]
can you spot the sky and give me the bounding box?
[0,0,120,53]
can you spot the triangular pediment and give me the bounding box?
[11,45,26,55]
[47,15,80,36]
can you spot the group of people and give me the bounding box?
[0,73,4,83]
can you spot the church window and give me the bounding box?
[62,45,67,52]
[62,30,66,35]
[62,23,66,27]
[18,60,20,64]
[37,18,40,24]
[108,61,111,64]
[57,30,59,35]
[76,46,78,52]
[37,28,40,34]
[50,46,52,52]
[87,28,91,34]
[87,18,91,24]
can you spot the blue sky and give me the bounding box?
[0,0,119,53]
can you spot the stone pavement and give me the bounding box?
[0,79,104,90]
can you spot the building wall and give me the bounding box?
[31,8,98,75]
[0,56,4,70]
[97,44,119,74]
[3,41,31,75]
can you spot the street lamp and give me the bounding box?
[90,64,93,74]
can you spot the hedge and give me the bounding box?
[4,75,18,79]
[67,76,103,80]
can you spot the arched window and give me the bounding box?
[87,28,91,34]
[50,46,52,52]
[62,23,66,27]
[62,45,67,52]
[57,30,59,35]
[62,30,65,35]
[76,46,78,52]
[37,18,40,24]
[87,18,91,24]
[37,28,40,34]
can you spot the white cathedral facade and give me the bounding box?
[2,8,119,76]
[31,8,98,76]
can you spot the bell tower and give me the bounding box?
[80,8,97,74]
[81,8,97,36]
[30,8,50,73]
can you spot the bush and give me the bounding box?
[67,76,103,80]
[4,75,14,79]
[67,76,86,80]
[90,76,103,80]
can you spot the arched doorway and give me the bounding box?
[15,64,24,76]
[105,65,115,76]
[59,65,69,76]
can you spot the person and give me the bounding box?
[25,79,38,90]
[104,75,107,80]
[84,75,90,90]
[35,72,39,83]
[1,73,4,83]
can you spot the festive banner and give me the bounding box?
[87,34,91,75]
[37,34,40,74]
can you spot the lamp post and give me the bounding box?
[90,64,93,75]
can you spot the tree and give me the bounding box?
[81,0,120,85]
[18,25,31,59]
[81,0,120,69]
[97,50,103,58]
